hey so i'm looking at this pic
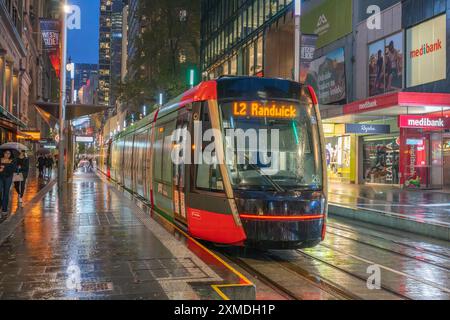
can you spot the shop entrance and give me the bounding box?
[444,136,450,187]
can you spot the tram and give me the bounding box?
[98,76,328,249]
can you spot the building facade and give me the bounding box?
[200,0,450,190]
[0,0,55,145]
[74,63,98,98]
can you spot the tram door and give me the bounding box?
[173,110,191,225]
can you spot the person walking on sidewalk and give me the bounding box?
[45,154,54,179]
[0,150,17,215]
[14,151,29,205]
[37,155,45,177]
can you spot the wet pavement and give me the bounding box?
[0,170,253,300]
[329,183,450,226]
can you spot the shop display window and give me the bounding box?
[363,137,400,185]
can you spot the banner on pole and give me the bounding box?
[299,34,318,84]
[40,19,61,77]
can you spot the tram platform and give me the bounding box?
[0,170,255,300]
[328,183,450,241]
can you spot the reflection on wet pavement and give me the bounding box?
[0,171,236,300]
[329,183,450,225]
[0,169,53,224]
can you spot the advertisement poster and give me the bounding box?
[306,47,346,105]
[406,14,447,87]
[301,0,352,49]
[368,32,403,96]
[299,34,319,84]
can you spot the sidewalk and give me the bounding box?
[0,171,254,300]
[328,183,450,241]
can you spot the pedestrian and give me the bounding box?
[37,155,45,177]
[88,158,93,171]
[45,154,54,178]
[0,150,17,215]
[13,150,29,205]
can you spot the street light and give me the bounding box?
[294,0,302,82]
[58,0,68,188]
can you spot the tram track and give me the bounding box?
[293,248,412,300]
[317,242,450,295]
[221,250,365,300]
[325,226,450,271]
[328,221,450,260]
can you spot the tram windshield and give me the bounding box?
[219,98,323,192]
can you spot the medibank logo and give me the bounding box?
[410,39,443,58]
[407,118,444,128]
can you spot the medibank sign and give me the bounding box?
[399,115,450,130]
[406,14,447,88]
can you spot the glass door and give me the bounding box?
[443,136,450,188]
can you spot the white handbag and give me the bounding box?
[13,173,24,182]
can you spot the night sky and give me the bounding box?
[67,0,100,65]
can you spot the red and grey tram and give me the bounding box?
[98,76,328,249]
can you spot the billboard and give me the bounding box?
[406,14,447,87]
[301,0,352,49]
[306,47,346,105]
[368,32,403,96]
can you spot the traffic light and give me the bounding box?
[186,67,199,88]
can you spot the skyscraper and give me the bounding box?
[99,0,124,109]
[99,0,112,107]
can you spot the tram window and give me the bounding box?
[162,122,175,184]
[153,126,164,181]
[195,103,224,192]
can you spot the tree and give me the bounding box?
[118,0,201,110]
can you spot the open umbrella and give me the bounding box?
[0,142,29,152]
[37,148,51,155]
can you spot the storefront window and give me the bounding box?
[255,36,263,75]
[326,136,351,183]
[363,136,400,185]
[230,55,237,75]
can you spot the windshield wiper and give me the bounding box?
[242,155,286,193]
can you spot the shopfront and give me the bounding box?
[325,92,450,189]
[399,115,450,189]
[323,124,355,184]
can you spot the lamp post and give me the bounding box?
[58,1,69,188]
[294,0,301,82]
[66,57,75,104]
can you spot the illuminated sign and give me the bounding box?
[232,102,297,119]
[345,124,390,134]
[76,136,94,143]
[399,115,450,130]
[406,14,447,87]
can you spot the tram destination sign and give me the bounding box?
[232,102,297,119]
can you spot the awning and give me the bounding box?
[323,92,450,123]
[0,105,27,129]
[33,102,111,121]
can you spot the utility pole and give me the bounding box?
[58,0,68,188]
[294,0,302,82]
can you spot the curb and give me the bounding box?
[0,179,57,246]
[328,204,450,242]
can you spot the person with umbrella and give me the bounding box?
[37,154,46,177]
[0,150,17,215]
[14,150,29,205]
